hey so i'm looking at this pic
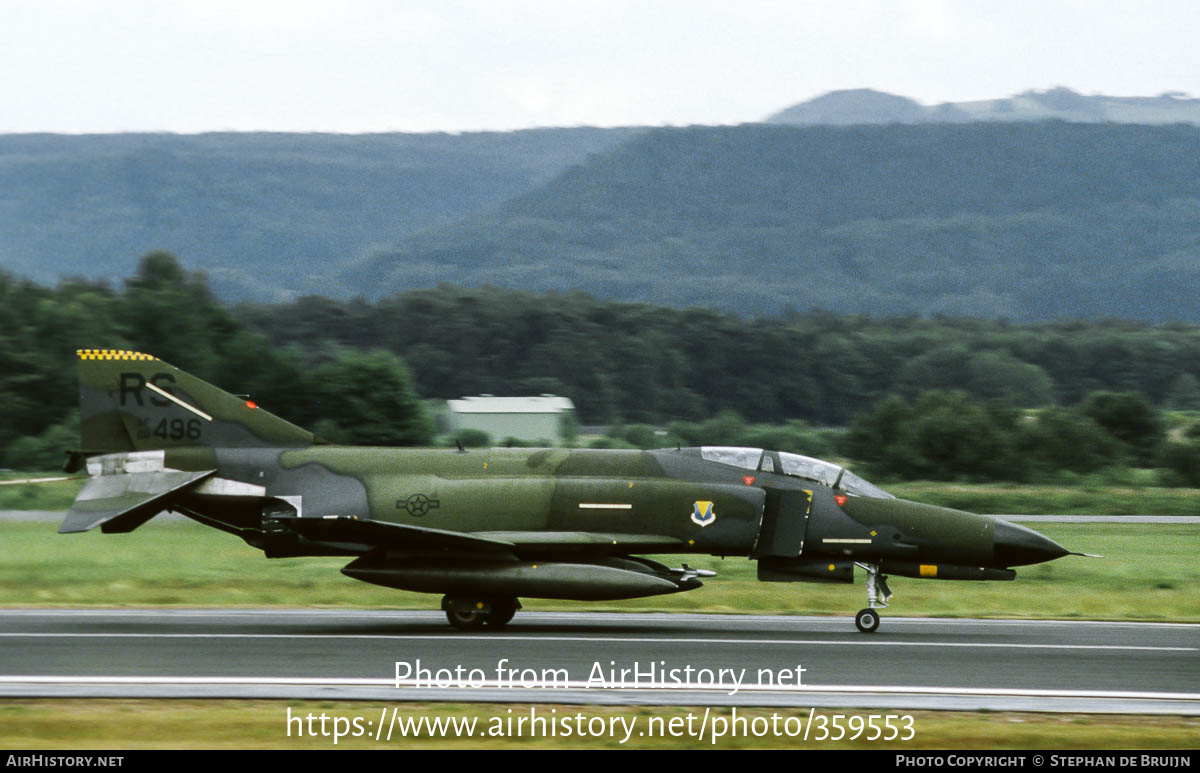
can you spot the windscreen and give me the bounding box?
[837,470,894,499]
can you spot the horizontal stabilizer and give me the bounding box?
[59,469,215,534]
[277,516,517,556]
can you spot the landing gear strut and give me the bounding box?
[442,595,521,630]
[853,563,892,633]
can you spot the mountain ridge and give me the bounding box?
[342,121,1200,321]
[766,86,1200,126]
[4,109,1200,321]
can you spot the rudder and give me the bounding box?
[77,348,313,452]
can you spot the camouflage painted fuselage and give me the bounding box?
[63,350,1070,608]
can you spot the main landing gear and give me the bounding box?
[853,563,892,633]
[442,595,521,630]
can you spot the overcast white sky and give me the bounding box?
[3,0,1198,133]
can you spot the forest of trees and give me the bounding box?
[348,122,1200,320]
[5,253,1200,485]
[5,122,1200,320]
[238,282,1200,425]
[0,128,641,300]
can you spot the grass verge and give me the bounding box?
[888,481,1200,515]
[1,701,1197,750]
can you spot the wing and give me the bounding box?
[275,517,685,559]
[474,531,685,553]
[277,516,518,557]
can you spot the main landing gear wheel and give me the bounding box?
[444,599,487,630]
[855,608,880,633]
[442,596,521,630]
[486,598,520,628]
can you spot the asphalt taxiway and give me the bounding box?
[0,609,1195,714]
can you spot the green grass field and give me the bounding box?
[888,481,1200,516]
[1,701,1197,750]
[0,473,83,511]
[1,520,1197,621]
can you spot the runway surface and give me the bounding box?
[1,609,1196,714]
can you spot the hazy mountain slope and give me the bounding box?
[0,129,641,300]
[766,86,1200,126]
[767,88,972,124]
[7,121,1200,321]
[343,122,1200,321]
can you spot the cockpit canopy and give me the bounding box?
[698,446,894,499]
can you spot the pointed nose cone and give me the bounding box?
[993,519,1070,567]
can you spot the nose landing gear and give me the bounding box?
[853,563,892,633]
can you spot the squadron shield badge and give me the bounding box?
[691,500,716,527]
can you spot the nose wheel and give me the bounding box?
[853,562,892,633]
[855,608,880,633]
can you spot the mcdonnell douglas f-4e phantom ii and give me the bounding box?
[59,349,1081,632]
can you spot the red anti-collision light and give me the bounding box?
[834,494,848,507]
[743,476,755,486]
[246,401,258,409]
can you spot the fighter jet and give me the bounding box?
[60,349,1078,632]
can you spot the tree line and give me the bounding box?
[239,282,1200,426]
[5,253,1200,485]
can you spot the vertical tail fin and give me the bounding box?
[77,349,313,452]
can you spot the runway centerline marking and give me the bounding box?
[0,632,1192,652]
